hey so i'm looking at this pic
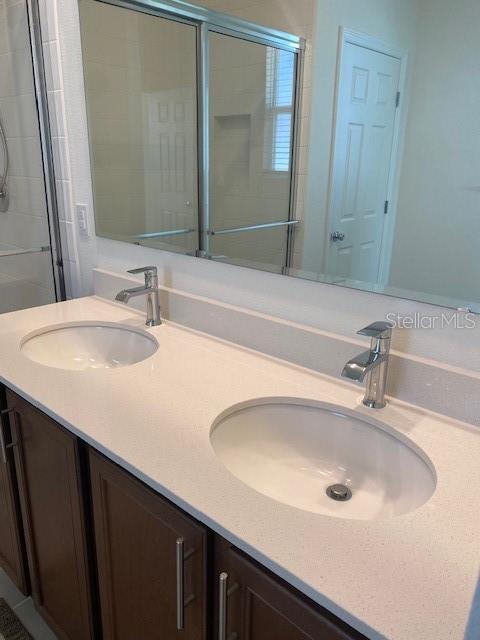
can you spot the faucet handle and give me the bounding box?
[357,321,393,339]
[127,266,158,287]
[127,266,157,276]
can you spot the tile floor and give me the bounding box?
[0,568,57,640]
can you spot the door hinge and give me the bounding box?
[384,200,389,215]
[396,91,401,108]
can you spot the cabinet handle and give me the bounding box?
[176,537,195,631]
[218,572,239,640]
[176,538,185,630]
[0,422,7,464]
[0,408,16,464]
[218,572,228,640]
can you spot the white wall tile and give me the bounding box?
[55,178,72,221]
[38,0,57,43]
[51,136,69,180]
[0,48,35,97]
[42,41,62,91]
[62,258,80,299]
[47,89,65,137]
[6,137,43,178]
[6,176,47,216]
[59,220,78,263]
[0,211,51,247]
[0,0,57,308]
[0,93,38,137]
[0,1,29,55]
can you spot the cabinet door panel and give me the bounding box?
[0,407,27,593]
[7,390,95,640]
[214,537,366,640]
[89,449,207,640]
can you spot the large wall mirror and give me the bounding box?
[79,0,480,312]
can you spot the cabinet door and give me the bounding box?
[213,537,366,640]
[89,449,207,640]
[0,400,28,594]
[6,390,95,640]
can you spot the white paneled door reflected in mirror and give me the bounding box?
[79,0,480,312]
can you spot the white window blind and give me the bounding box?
[265,47,295,172]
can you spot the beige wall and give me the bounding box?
[79,0,198,254]
[388,0,480,305]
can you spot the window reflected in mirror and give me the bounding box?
[207,33,296,273]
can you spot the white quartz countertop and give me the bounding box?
[0,297,479,640]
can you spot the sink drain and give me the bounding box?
[326,484,352,502]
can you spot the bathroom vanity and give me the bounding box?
[0,296,478,640]
[1,0,479,637]
[0,377,364,640]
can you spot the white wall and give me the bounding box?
[0,0,56,312]
[41,0,480,378]
[388,0,480,304]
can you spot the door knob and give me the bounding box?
[330,231,345,242]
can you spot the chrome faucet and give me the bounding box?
[341,321,393,409]
[115,266,162,327]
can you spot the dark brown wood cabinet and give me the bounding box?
[0,392,28,594]
[0,387,368,640]
[6,390,95,640]
[89,449,208,640]
[213,536,365,640]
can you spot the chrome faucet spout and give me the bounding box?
[341,321,393,409]
[115,285,150,303]
[114,267,162,327]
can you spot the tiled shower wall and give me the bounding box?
[37,0,81,299]
[207,34,293,271]
[0,0,56,311]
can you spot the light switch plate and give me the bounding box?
[75,204,89,237]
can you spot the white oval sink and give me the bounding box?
[21,322,158,371]
[210,399,436,520]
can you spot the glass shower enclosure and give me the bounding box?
[79,0,303,275]
[207,32,299,273]
[0,0,64,314]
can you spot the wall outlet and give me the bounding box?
[75,204,89,237]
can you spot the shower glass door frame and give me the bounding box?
[26,0,66,301]
[92,0,305,270]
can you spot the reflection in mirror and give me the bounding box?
[197,0,480,310]
[207,33,297,273]
[79,0,199,254]
[80,0,480,312]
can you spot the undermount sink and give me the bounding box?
[210,399,436,520]
[21,322,158,371]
